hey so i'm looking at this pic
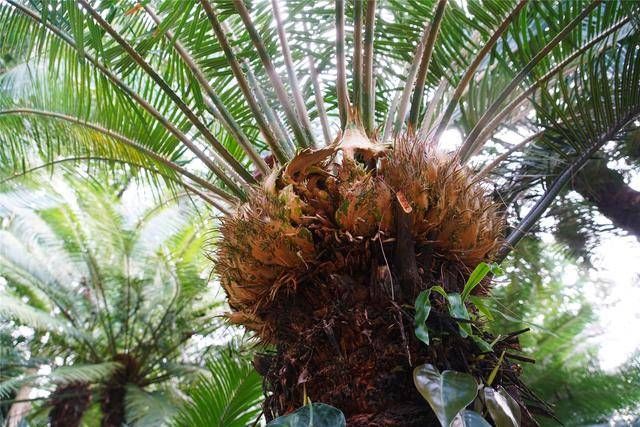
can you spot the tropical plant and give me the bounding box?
[172,351,263,427]
[489,238,640,425]
[1,0,639,425]
[0,172,223,426]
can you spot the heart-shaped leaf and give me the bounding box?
[483,386,521,427]
[414,289,432,345]
[452,410,492,427]
[413,364,478,426]
[266,403,346,427]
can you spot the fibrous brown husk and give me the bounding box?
[48,382,92,427]
[100,354,141,427]
[215,131,543,425]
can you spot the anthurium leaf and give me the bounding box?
[414,289,432,345]
[483,386,521,427]
[413,364,478,427]
[266,403,346,427]
[451,410,492,427]
[446,293,472,338]
[461,263,502,302]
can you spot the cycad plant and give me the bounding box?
[0,173,222,426]
[0,0,639,425]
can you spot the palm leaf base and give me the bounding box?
[100,354,141,427]
[217,133,547,424]
[48,382,91,427]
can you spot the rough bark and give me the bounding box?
[260,232,530,426]
[573,159,640,237]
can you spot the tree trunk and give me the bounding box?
[573,159,640,237]
[259,236,528,426]
[6,384,32,427]
[220,141,540,425]
[100,354,140,427]
[48,382,91,427]
[100,384,126,427]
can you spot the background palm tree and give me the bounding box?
[489,238,640,425]
[0,171,224,426]
[0,0,639,425]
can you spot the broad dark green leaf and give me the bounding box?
[267,403,346,427]
[413,364,478,427]
[483,386,521,427]
[452,410,492,427]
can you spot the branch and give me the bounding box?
[76,0,254,190]
[5,0,247,199]
[233,0,314,149]
[464,17,629,160]
[335,0,350,128]
[0,108,237,204]
[362,0,377,136]
[431,0,529,142]
[270,0,316,148]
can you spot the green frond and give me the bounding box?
[0,294,82,338]
[50,362,123,385]
[125,384,182,427]
[172,352,263,427]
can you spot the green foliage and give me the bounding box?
[0,173,224,424]
[491,238,640,425]
[414,289,433,345]
[172,352,263,427]
[455,410,492,427]
[413,364,478,427]
[483,386,521,427]
[267,403,346,427]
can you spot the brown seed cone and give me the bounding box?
[48,382,92,427]
[215,133,536,424]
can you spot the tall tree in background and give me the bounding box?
[0,173,222,426]
[0,0,639,424]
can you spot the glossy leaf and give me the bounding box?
[267,403,346,427]
[413,364,478,427]
[451,410,492,427]
[483,386,521,427]
[414,289,432,345]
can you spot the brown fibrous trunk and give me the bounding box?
[100,354,141,427]
[49,382,92,427]
[218,134,545,425]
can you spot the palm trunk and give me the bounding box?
[258,234,528,425]
[572,158,640,237]
[48,382,91,427]
[6,384,32,427]
[100,384,126,427]
[220,140,540,425]
[100,354,140,427]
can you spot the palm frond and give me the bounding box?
[171,352,263,427]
